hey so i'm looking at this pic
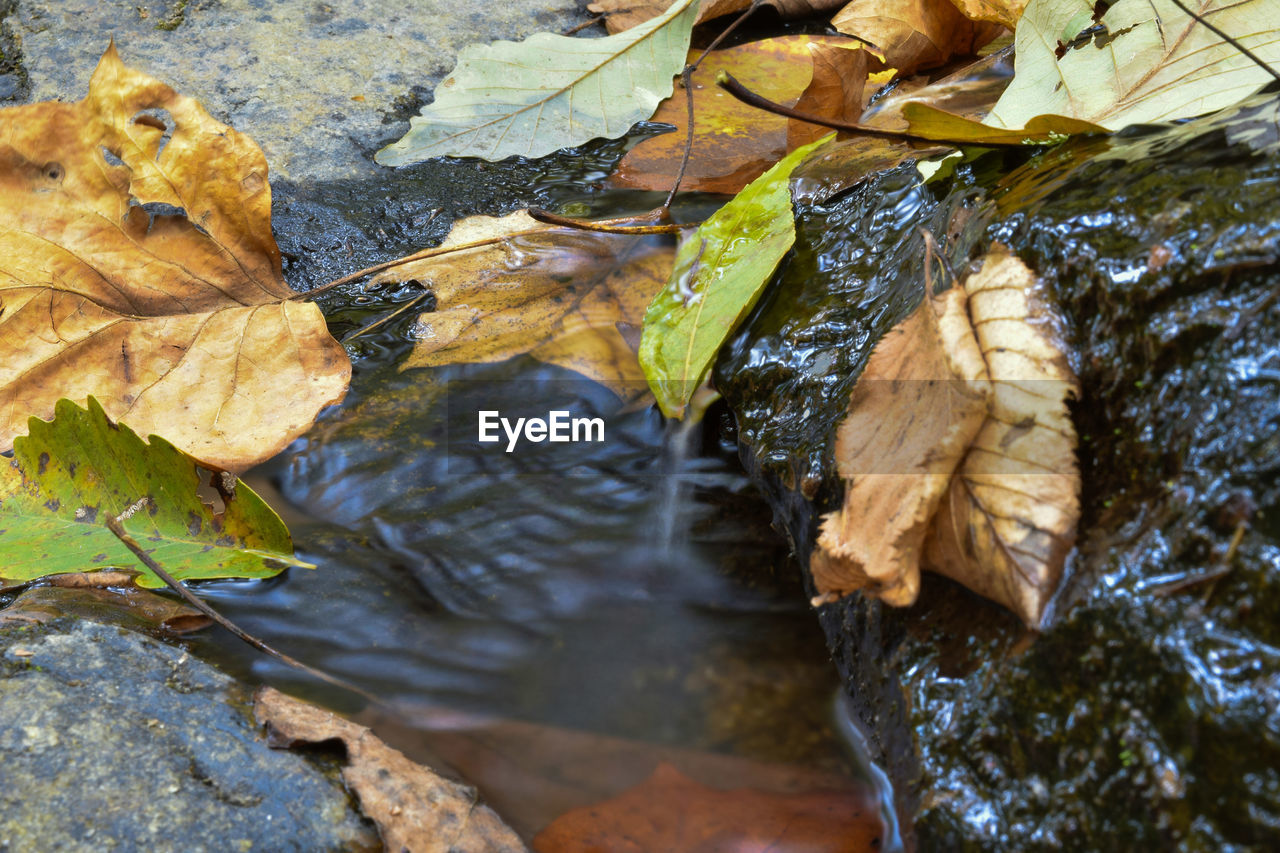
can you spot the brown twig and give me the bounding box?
[562,14,605,36]
[341,292,429,343]
[295,234,528,298]
[106,509,380,705]
[527,207,693,234]
[1166,0,1280,85]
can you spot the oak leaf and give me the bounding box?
[371,211,674,397]
[0,45,350,471]
[813,249,1079,627]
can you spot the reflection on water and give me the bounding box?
[183,355,889,844]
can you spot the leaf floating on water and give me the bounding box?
[923,249,1080,628]
[377,211,674,398]
[375,0,699,165]
[0,398,309,589]
[813,248,1079,627]
[639,135,832,418]
[0,44,350,471]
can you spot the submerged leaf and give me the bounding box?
[376,212,674,397]
[813,249,1079,627]
[375,0,698,165]
[640,135,831,418]
[0,398,308,588]
[0,44,350,471]
[611,35,864,194]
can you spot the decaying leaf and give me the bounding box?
[0,398,309,589]
[640,135,830,418]
[812,287,991,606]
[923,250,1079,627]
[532,762,883,852]
[905,0,1280,141]
[612,36,869,194]
[0,585,211,635]
[0,44,350,471]
[831,0,1004,75]
[375,0,698,164]
[813,248,1079,627]
[255,686,524,853]
[587,0,849,34]
[374,211,673,397]
[786,42,877,149]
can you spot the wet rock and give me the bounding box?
[10,0,587,180]
[717,95,1280,849]
[0,619,379,852]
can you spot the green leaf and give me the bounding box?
[375,0,698,165]
[903,0,1280,141]
[0,398,309,588]
[639,135,832,419]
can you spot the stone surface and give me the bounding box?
[0,619,379,852]
[8,0,587,180]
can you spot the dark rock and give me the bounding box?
[716,94,1280,849]
[0,619,379,852]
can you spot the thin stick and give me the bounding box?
[294,234,524,299]
[716,72,1034,148]
[1166,0,1280,85]
[562,14,605,36]
[527,208,692,234]
[106,513,380,705]
[341,292,429,343]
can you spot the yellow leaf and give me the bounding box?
[0,44,350,471]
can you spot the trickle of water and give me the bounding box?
[654,416,702,558]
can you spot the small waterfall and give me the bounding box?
[652,415,701,559]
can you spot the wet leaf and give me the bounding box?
[587,0,849,34]
[0,586,211,635]
[786,42,877,149]
[640,135,830,418]
[256,686,524,853]
[906,0,1280,140]
[0,44,350,471]
[902,102,1106,143]
[532,762,883,852]
[375,0,698,165]
[0,398,309,589]
[612,36,865,194]
[377,211,674,397]
[831,0,1004,75]
[813,249,1079,627]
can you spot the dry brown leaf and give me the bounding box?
[0,44,350,470]
[255,686,525,853]
[786,43,875,149]
[587,0,848,34]
[532,762,883,852]
[947,0,1027,29]
[831,0,1004,75]
[813,248,1079,627]
[923,249,1079,627]
[812,287,991,605]
[376,211,672,397]
[611,36,866,194]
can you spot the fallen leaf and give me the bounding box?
[947,0,1027,28]
[375,0,698,164]
[901,102,1106,143]
[373,211,673,397]
[532,762,882,852]
[0,586,211,635]
[255,686,525,853]
[831,0,1004,76]
[923,249,1079,627]
[611,36,867,194]
[812,287,991,606]
[587,0,849,34]
[0,398,309,588]
[906,0,1280,141]
[786,42,876,149]
[813,248,1079,627]
[640,135,831,418]
[0,45,350,471]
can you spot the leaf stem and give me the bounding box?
[526,208,693,234]
[106,511,380,705]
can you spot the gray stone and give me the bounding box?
[0,620,379,852]
[12,0,587,180]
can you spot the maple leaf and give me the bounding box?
[370,211,674,398]
[0,44,350,471]
[813,248,1079,627]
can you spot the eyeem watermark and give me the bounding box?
[478,409,605,452]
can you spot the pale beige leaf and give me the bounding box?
[0,45,350,470]
[376,211,673,398]
[923,249,1079,627]
[812,286,991,604]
